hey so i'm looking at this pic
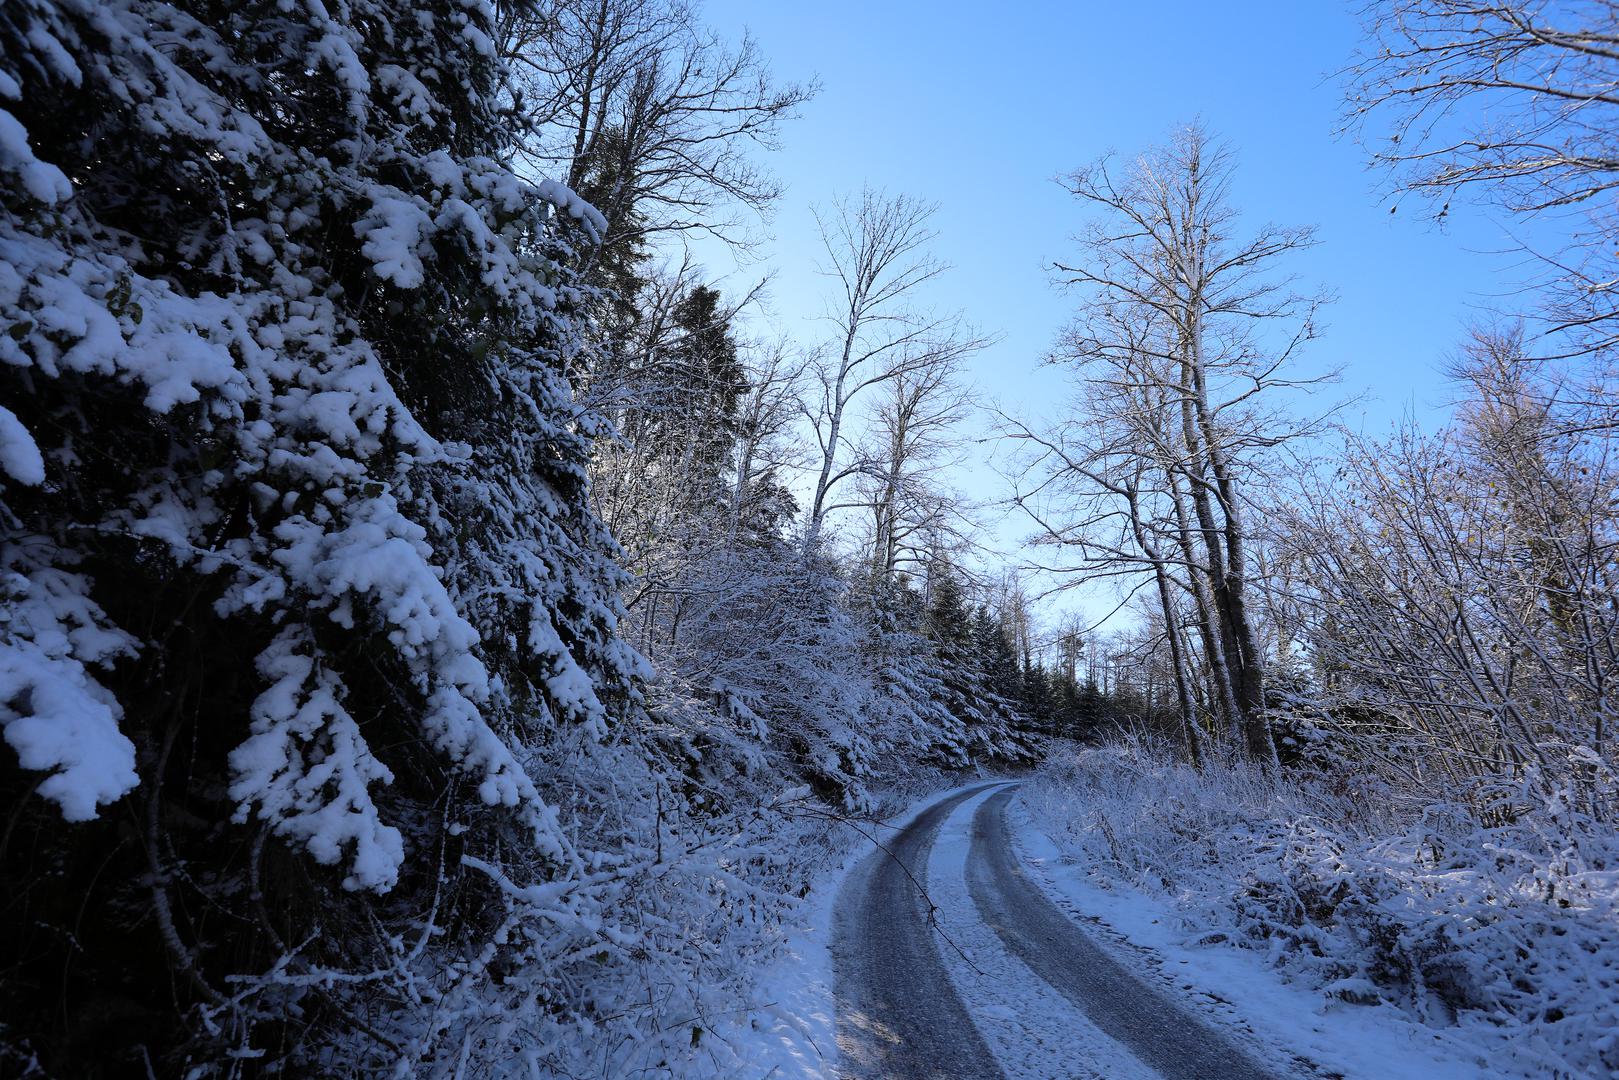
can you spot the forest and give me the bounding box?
[0,1,1614,1077]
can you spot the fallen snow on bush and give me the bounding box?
[1020,743,1619,1079]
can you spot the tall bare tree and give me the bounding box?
[1004,343,1207,763]
[1332,1,1619,793]
[862,355,974,583]
[800,190,985,555]
[1030,125,1331,765]
[500,0,813,263]
[727,337,807,547]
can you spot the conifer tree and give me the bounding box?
[0,1,650,1071]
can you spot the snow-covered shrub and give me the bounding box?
[1023,743,1619,1078]
[614,527,1035,817]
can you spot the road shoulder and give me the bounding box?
[1004,790,1489,1080]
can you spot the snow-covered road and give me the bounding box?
[831,783,1287,1080]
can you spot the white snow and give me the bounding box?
[354,195,432,288]
[229,628,405,891]
[0,552,139,821]
[0,105,72,204]
[1010,776,1505,1080]
[728,777,1563,1080]
[0,405,45,485]
[725,855,842,1079]
[725,781,993,1078]
[929,787,1160,1080]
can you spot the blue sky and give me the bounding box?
[690,0,1534,626]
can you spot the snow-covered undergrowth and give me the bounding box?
[1023,743,1619,1078]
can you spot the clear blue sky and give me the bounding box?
[691,0,1534,629]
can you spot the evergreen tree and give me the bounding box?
[1021,662,1058,733]
[567,125,655,330]
[1072,678,1106,740]
[0,2,654,1071]
[656,284,747,513]
[973,604,1025,703]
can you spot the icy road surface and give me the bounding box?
[831,783,1287,1080]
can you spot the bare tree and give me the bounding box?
[1003,353,1207,764]
[1024,125,1332,766]
[861,355,974,583]
[500,0,813,258]
[1449,325,1619,753]
[727,337,808,546]
[800,190,986,555]
[588,256,758,560]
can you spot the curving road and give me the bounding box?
[831,783,1285,1080]
[831,783,1006,1079]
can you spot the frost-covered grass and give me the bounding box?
[1022,742,1619,1079]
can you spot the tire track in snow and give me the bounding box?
[966,786,1285,1080]
[927,787,1160,1080]
[831,783,1006,1079]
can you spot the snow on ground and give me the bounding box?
[727,874,839,1079]
[724,780,993,1078]
[726,776,1520,1080]
[1005,790,1493,1080]
[929,785,1159,1080]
